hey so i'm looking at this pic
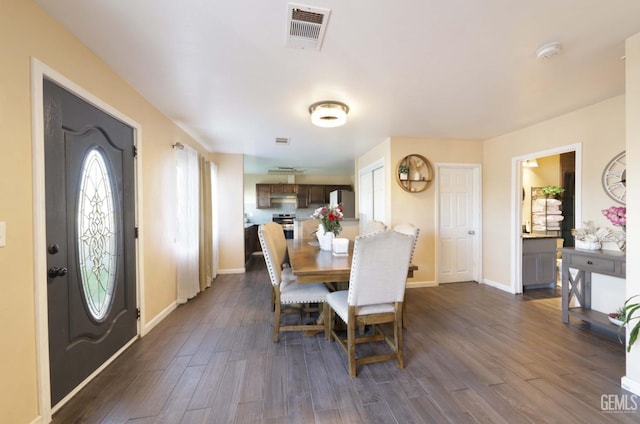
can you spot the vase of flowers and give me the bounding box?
[602,205,626,252]
[312,204,344,250]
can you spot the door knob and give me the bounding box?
[48,266,68,278]
[47,243,60,254]
[468,230,475,235]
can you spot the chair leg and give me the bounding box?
[395,304,404,369]
[402,299,407,328]
[273,301,281,343]
[323,303,331,340]
[271,288,276,312]
[348,307,356,377]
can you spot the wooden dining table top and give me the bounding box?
[287,238,417,283]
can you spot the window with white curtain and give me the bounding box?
[175,145,200,303]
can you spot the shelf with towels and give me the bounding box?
[531,187,563,235]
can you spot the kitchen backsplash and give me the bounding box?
[244,202,318,224]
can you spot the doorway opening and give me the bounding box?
[512,144,582,294]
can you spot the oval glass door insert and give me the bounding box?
[77,148,117,321]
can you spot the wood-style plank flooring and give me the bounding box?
[52,255,640,423]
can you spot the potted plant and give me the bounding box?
[541,185,565,198]
[398,164,410,180]
[617,295,640,352]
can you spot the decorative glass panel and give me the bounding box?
[77,149,117,321]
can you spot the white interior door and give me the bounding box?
[358,159,385,232]
[372,166,385,222]
[438,165,480,283]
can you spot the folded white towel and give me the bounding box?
[532,206,561,214]
[534,198,561,207]
[533,215,564,224]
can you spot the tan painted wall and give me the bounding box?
[0,1,204,422]
[624,32,640,391]
[211,153,245,273]
[483,95,626,289]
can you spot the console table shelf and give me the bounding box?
[559,247,625,334]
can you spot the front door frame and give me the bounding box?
[511,143,582,294]
[31,58,145,420]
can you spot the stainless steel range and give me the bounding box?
[272,213,295,239]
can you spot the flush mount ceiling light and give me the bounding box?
[536,42,561,60]
[309,101,349,128]
[522,159,539,168]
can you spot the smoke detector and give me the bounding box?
[286,3,331,50]
[536,42,562,60]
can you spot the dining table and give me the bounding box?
[286,238,417,284]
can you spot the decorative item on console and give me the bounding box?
[571,221,616,250]
[602,205,626,252]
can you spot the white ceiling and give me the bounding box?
[35,0,640,175]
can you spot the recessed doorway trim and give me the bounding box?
[511,143,582,294]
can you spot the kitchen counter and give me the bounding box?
[522,233,559,239]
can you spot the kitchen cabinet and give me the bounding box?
[255,183,352,208]
[271,184,297,194]
[244,224,258,264]
[522,236,558,288]
[296,185,309,208]
[308,185,325,204]
[256,184,271,209]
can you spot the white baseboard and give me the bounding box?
[142,301,177,336]
[622,376,640,396]
[218,268,246,274]
[481,278,516,294]
[407,280,438,288]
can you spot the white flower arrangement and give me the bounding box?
[571,221,616,243]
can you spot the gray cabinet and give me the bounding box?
[522,237,558,288]
[559,247,626,329]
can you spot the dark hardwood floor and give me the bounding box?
[52,255,640,423]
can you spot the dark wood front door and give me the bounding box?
[44,79,138,405]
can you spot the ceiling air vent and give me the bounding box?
[286,3,331,50]
[275,137,290,145]
[268,167,305,175]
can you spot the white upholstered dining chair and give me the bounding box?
[362,220,386,235]
[326,230,414,376]
[393,224,419,262]
[258,222,330,342]
[393,223,420,327]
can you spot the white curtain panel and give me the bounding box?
[175,145,200,303]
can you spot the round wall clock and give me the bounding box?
[602,151,626,204]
